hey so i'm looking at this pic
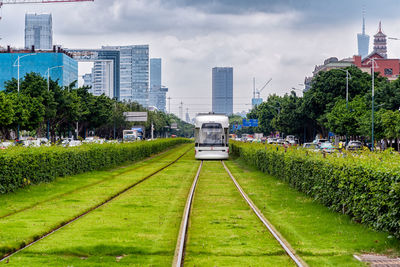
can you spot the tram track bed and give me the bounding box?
[0,144,193,261]
[224,158,400,266]
[183,161,295,266]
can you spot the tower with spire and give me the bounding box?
[373,21,387,58]
[357,9,370,58]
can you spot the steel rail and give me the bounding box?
[0,147,192,262]
[222,161,307,267]
[173,160,203,267]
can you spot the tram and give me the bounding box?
[194,113,229,160]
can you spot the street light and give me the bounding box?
[371,59,379,151]
[44,66,63,141]
[12,53,37,139]
[337,68,352,145]
[45,65,63,92]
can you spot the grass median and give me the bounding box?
[2,151,199,266]
[0,143,192,258]
[184,160,295,266]
[225,158,400,266]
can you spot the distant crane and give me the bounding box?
[0,0,94,20]
[252,77,272,107]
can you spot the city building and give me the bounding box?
[149,58,168,112]
[89,60,114,97]
[353,53,399,81]
[357,12,369,58]
[150,58,161,89]
[0,46,78,90]
[212,67,233,115]
[68,49,120,100]
[372,21,387,58]
[82,73,93,88]
[103,45,149,106]
[25,13,53,50]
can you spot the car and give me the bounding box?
[267,138,278,144]
[346,141,363,151]
[313,139,329,146]
[319,142,336,153]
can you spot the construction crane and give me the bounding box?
[0,0,94,20]
[252,77,272,108]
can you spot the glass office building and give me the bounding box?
[103,45,149,106]
[212,67,233,115]
[25,13,53,50]
[0,52,78,90]
[149,58,168,112]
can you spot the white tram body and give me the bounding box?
[194,113,229,160]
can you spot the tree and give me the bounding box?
[0,92,14,139]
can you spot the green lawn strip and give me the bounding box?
[0,144,187,218]
[184,161,295,266]
[225,159,400,267]
[2,151,199,266]
[0,144,192,257]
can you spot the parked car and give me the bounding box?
[346,141,363,151]
[319,142,336,153]
[267,138,278,144]
[313,139,329,146]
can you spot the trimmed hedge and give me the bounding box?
[230,141,400,238]
[0,138,190,194]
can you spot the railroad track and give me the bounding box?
[0,146,192,263]
[173,160,307,267]
[0,146,182,220]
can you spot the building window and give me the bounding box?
[384,68,393,75]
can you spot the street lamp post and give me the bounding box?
[371,59,378,151]
[44,66,63,141]
[12,53,37,140]
[337,69,351,145]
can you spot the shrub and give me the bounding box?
[230,141,400,238]
[0,138,190,194]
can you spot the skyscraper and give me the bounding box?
[88,60,114,98]
[373,21,387,58]
[150,58,161,89]
[103,45,149,106]
[149,58,168,112]
[357,12,369,58]
[25,13,53,50]
[212,67,233,115]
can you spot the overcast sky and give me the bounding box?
[0,0,400,117]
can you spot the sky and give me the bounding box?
[0,0,400,118]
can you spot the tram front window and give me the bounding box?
[199,123,225,147]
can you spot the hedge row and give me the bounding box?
[0,138,190,194]
[230,141,400,238]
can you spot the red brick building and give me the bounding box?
[353,53,400,81]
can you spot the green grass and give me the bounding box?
[184,161,295,266]
[2,151,199,266]
[225,158,400,266]
[0,144,192,258]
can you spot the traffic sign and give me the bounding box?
[123,112,148,122]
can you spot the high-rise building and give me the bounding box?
[90,60,114,98]
[373,21,387,58]
[103,45,149,106]
[212,67,233,115]
[149,58,168,112]
[25,13,53,50]
[357,12,369,58]
[0,49,78,90]
[150,58,161,89]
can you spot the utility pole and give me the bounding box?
[371,59,375,151]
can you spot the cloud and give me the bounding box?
[0,0,400,117]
